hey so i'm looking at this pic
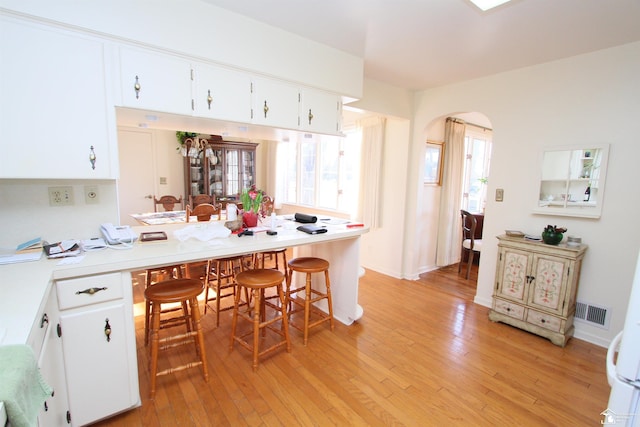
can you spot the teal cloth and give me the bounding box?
[0,344,53,427]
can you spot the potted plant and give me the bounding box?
[542,225,567,245]
[240,185,264,228]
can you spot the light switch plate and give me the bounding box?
[496,188,504,202]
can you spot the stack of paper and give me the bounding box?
[0,237,43,265]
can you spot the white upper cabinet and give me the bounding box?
[250,76,300,130]
[0,15,116,179]
[118,46,192,115]
[192,62,252,122]
[299,88,342,134]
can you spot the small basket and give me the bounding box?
[224,219,243,231]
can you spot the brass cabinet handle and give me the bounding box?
[75,287,107,295]
[263,100,269,118]
[134,75,141,99]
[207,89,213,109]
[89,145,96,170]
[308,109,314,125]
[104,318,112,342]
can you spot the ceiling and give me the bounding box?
[199,0,640,91]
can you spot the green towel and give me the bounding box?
[0,344,53,427]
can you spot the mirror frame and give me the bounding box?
[533,143,610,219]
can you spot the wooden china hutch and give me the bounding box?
[183,135,257,207]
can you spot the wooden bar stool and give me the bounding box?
[230,269,291,371]
[144,278,209,398]
[204,256,249,326]
[286,257,334,345]
[253,248,288,277]
[144,264,185,346]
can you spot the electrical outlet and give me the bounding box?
[85,185,99,204]
[49,186,74,206]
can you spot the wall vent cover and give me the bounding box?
[575,301,610,330]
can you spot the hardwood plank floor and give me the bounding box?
[93,263,610,426]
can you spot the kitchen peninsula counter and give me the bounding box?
[1,221,369,346]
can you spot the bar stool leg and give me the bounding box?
[303,272,312,345]
[189,295,209,381]
[252,288,261,371]
[324,269,335,331]
[278,282,292,351]
[149,302,161,398]
[229,286,241,351]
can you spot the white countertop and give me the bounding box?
[0,220,368,346]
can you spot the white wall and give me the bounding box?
[408,41,640,346]
[358,118,411,278]
[0,180,119,246]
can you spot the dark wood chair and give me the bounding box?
[154,195,183,212]
[459,209,483,280]
[189,194,215,209]
[186,203,221,222]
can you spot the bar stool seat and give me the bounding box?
[144,278,209,398]
[230,269,291,371]
[144,264,185,346]
[286,257,334,345]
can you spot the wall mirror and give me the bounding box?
[533,143,609,218]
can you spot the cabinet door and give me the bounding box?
[0,17,114,179]
[193,63,251,122]
[251,77,299,129]
[300,88,342,134]
[119,47,192,115]
[208,147,225,199]
[225,148,242,196]
[528,254,570,315]
[38,291,70,427]
[495,247,532,303]
[60,301,138,426]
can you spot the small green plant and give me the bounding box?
[175,131,197,151]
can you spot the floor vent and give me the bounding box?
[575,301,610,330]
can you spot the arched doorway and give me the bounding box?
[418,112,493,279]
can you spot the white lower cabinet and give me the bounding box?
[56,272,139,426]
[31,286,70,426]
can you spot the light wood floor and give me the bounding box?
[93,263,610,426]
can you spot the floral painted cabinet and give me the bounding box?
[489,235,587,346]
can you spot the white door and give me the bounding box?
[118,129,155,226]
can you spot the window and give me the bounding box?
[276,129,361,214]
[461,128,492,213]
